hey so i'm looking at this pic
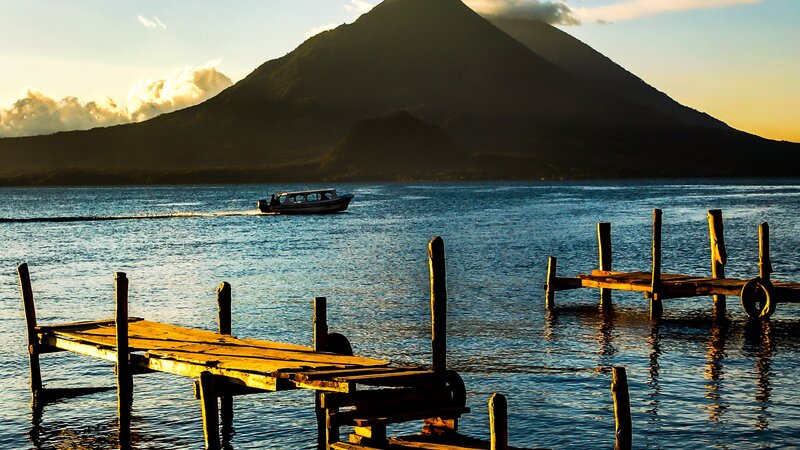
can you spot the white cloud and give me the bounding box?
[466,0,580,25]
[0,91,128,138]
[305,23,339,39]
[305,0,376,39]
[0,62,233,137]
[137,15,167,30]
[344,0,376,15]
[573,0,761,23]
[127,61,232,121]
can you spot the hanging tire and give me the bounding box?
[740,277,776,319]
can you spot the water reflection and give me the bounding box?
[744,320,774,431]
[704,317,729,423]
[646,323,662,426]
[544,309,558,342]
[596,310,617,362]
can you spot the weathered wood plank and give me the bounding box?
[45,320,390,368]
[321,385,451,409]
[334,406,470,427]
[37,318,144,331]
[334,370,441,387]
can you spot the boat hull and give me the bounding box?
[257,194,353,214]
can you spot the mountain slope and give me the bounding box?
[489,18,727,129]
[0,0,796,184]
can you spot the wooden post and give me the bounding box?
[545,256,557,310]
[17,263,43,407]
[428,236,447,374]
[314,297,328,352]
[115,272,133,445]
[216,282,231,336]
[216,282,233,441]
[598,222,612,309]
[314,296,328,450]
[759,223,772,282]
[708,210,727,315]
[611,367,632,450]
[650,209,663,321]
[199,371,221,450]
[489,393,508,450]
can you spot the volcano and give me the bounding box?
[0,0,796,184]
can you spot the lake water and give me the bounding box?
[1,181,799,449]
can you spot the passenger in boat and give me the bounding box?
[269,195,280,206]
[321,192,330,200]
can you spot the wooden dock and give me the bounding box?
[19,237,548,450]
[545,209,800,320]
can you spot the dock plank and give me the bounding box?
[38,319,391,393]
[567,270,800,302]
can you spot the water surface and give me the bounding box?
[1,181,799,449]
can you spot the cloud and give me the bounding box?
[305,0,376,39]
[137,15,167,30]
[127,61,233,122]
[573,0,761,23]
[466,0,580,25]
[305,23,339,39]
[0,91,128,138]
[0,62,233,137]
[344,0,376,15]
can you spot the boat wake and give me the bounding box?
[0,210,273,223]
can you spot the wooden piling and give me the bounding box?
[314,297,328,352]
[17,263,43,406]
[650,209,663,321]
[216,282,233,441]
[199,371,221,450]
[708,210,727,315]
[115,272,132,444]
[611,367,632,450]
[546,256,557,310]
[598,223,612,309]
[314,296,328,450]
[428,236,447,374]
[489,393,508,450]
[759,223,772,282]
[216,282,231,336]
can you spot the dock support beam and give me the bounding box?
[429,236,447,374]
[199,371,220,450]
[759,223,772,282]
[314,296,329,450]
[545,256,557,310]
[115,272,133,446]
[598,223,612,310]
[611,367,632,450]
[216,282,233,443]
[489,393,508,450]
[650,210,663,321]
[708,210,727,317]
[18,263,43,407]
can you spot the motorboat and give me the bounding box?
[257,188,353,214]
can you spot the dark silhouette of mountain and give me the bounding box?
[321,111,468,181]
[0,0,796,185]
[488,18,728,130]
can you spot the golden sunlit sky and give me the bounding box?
[1,0,798,142]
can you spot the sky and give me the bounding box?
[1,0,798,142]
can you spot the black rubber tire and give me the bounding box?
[740,277,776,319]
